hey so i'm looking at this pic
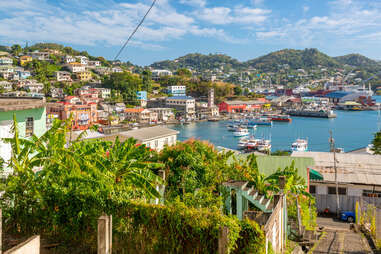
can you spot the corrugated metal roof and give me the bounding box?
[228,154,314,182]
[292,151,381,186]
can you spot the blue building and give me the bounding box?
[136,91,147,101]
[16,70,31,79]
[167,86,186,96]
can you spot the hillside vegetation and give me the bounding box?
[151,48,381,73]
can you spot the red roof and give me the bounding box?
[125,108,144,113]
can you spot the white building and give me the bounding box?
[147,108,174,122]
[30,51,50,61]
[152,69,173,80]
[63,55,76,64]
[67,63,86,73]
[118,126,178,151]
[165,96,195,119]
[167,85,186,96]
[88,61,101,67]
[75,56,88,65]
[112,67,123,73]
[55,71,72,82]
[0,57,13,65]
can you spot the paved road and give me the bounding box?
[312,217,373,254]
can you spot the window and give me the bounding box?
[309,185,316,194]
[363,190,381,198]
[25,117,34,137]
[328,187,347,195]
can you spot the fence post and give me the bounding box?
[0,208,2,254]
[218,226,229,254]
[376,211,381,241]
[98,214,112,254]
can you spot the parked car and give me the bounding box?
[340,211,355,223]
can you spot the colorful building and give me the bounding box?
[19,55,33,66]
[76,71,92,81]
[0,97,47,176]
[218,99,267,113]
[47,96,97,130]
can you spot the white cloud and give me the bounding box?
[256,31,285,39]
[180,0,206,7]
[0,0,245,49]
[303,5,310,13]
[195,6,271,25]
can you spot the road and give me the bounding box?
[312,217,373,254]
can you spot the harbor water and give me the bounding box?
[170,96,381,152]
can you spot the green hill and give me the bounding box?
[245,48,340,72]
[334,53,381,71]
[150,53,243,71]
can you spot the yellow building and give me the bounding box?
[76,71,92,81]
[19,55,33,66]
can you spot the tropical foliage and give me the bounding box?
[371,130,381,154]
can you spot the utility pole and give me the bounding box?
[329,130,340,217]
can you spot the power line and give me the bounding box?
[113,0,158,61]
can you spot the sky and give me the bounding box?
[1,0,381,66]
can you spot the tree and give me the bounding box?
[371,131,381,154]
[176,68,192,77]
[234,86,243,96]
[141,69,152,92]
[11,44,22,56]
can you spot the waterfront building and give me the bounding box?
[167,86,186,96]
[148,108,175,122]
[0,97,47,176]
[218,99,267,113]
[124,108,158,124]
[165,96,195,119]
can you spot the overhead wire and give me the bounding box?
[113,0,158,61]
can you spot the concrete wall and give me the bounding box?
[4,235,40,254]
[263,196,285,254]
[142,134,177,151]
[314,194,381,213]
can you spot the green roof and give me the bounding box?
[310,169,323,180]
[229,154,315,183]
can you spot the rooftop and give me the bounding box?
[292,151,381,186]
[223,100,266,105]
[167,96,194,100]
[0,97,46,112]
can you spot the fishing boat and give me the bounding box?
[249,117,272,126]
[227,124,237,131]
[247,122,257,129]
[271,114,292,122]
[291,139,308,152]
[233,127,249,137]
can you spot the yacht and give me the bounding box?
[291,139,308,152]
[233,128,249,137]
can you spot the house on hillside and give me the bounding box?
[67,62,86,73]
[19,55,33,66]
[0,57,13,65]
[55,71,72,82]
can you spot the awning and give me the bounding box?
[310,169,323,180]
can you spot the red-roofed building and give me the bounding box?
[218,100,267,113]
[47,96,98,130]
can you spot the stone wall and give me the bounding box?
[4,235,40,254]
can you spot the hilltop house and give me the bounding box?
[67,62,86,73]
[55,71,72,82]
[19,55,33,66]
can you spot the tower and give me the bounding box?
[208,88,214,108]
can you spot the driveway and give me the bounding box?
[312,217,373,254]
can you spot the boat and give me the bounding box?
[257,139,272,152]
[249,117,272,126]
[237,137,249,149]
[286,109,336,118]
[291,139,308,152]
[227,124,237,131]
[271,114,292,122]
[233,128,249,137]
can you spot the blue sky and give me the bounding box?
[1,0,381,66]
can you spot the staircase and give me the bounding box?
[223,181,274,220]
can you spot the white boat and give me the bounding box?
[237,137,249,149]
[291,139,308,152]
[233,128,249,137]
[257,139,272,152]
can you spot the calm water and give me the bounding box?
[170,96,381,152]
